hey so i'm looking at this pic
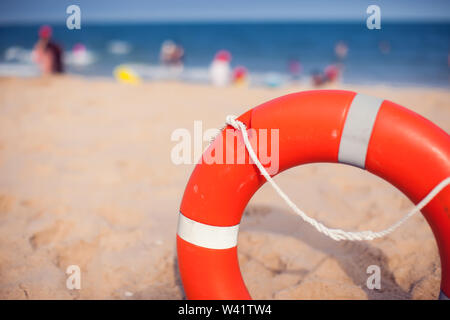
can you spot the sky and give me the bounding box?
[0,0,449,24]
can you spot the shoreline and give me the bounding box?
[1,73,449,92]
[1,69,449,91]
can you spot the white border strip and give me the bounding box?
[177,212,239,249]
[338,93,383,168]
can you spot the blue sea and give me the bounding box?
[0,22,449,87]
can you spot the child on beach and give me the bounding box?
[209,50,232,87]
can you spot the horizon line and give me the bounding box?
[1,17,449,26]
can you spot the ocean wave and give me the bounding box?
[4,46,33,64]
[65,49,96,67]
[107,40,132,55]
[0,63,40,77]
[123,63,299,87]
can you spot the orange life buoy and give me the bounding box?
[177,90,450,300]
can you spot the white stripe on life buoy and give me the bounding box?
[177,212,239,249]
[338,93,383,168]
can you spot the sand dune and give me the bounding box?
[0,76,448,299]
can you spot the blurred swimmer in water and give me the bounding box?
[334,41,348,62]
[32,25,64,75]
[288,59,302,82]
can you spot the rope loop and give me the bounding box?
[225,115,450,241]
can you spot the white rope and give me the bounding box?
[225,115,450,241]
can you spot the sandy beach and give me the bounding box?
[0,76,449,299]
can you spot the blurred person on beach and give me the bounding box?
[324,64,340,82]
[160,40,184,67]
[32,25,64,75]
[232,65,249,87]
[66,43,95,67]
[311,69,325,86]
[209,50,232,87]
[311,64,341,87]
[160,40,184,78]
[310,42,346,86]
